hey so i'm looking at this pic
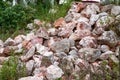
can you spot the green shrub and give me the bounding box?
[0,56,27,80]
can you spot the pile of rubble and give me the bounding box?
[0,2,120,80]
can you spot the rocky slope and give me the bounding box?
[0,1,120,80]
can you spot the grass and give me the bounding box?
[0,55,27,80]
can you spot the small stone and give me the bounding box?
[0,57,9,65]
[33,55,42,68]
[69,30,91,40]
[100,51,114,60]
[111,6,120,16]
[0,40,4,48]
[64,13,73,22]
[109,55,119,64]
[4,38,15,46]
[25,32,36,41]
[48,28,58,36]
[54,17,65,28]
[81,3,100,18]
[98,31,117,47]
[79,48,101,62]
[36,27,49,39]
[27,23,34,29]
[79,36,97,48]
[77,22,91,31]
[21,46,35,62]
[96,16,114,29]
[0,48,4,55]
[14,35,24,44]
[34,19,42,26]
[100,45,110,52]
[46,65,64,80]
[26,60,35,75]
[51,39,74,53]
[89,14,99,25]
[19,76,43,80]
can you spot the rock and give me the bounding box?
[21,46,35,62]
[36,27,49,39]
[3,47,11,55]
[69,50,78,56]
[51,39,74,53]
[115,46,120,56]
[100,45,110,52]
[26,60,35,75]
[77,22,91,31]
[55,52,67,58]
[96,16,114,29]
[81,3,100,18]
[33,55,42,68]
[89,14,99,25]
[98,31,118,47]
[75,2,86,12]
[101,4,113,12]
[76,16,89,23]
[111,6,120,16]
[46,65,64,80]
[0,57,9,65]
[92,26,105,35]
[31,37,43,45]
[14,43,23,53]
[53,17,65,28]
[58,22,76,37]
[0,48,4,55]
[27,23,34,29]
[19,76,43,80]
[79,36,97,48]
[48,28,58,36]
[4,38,15,46]
[69,30,91,40]
[98,12,108,17]
[35,44,49,55]
[64,13,73,22]
[25,32,36,41]
[0,40,4,48]
[34,19,42,26]
[75,58,89,70]
[79,48,101,62]
[100,51,114,60]
[109,55,119,64]
[14,35,24,44]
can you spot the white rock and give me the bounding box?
[111,6,120,16]
[21,46,35,61]
[26,32,36,41]
[0,40,4,48]
[81,3,100,18]
[26,60,35,75]
[89,14,99,25]
[33,55,42,68]
[79,36,97,48]
[4,38,15,46]
[100,51,114,60]
[46,65,64,80]
[100,45,110,52]
[14,35,24,44]
[27,23,34,30]
[0,48,4,55]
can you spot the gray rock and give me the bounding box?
[79,48,101,62]
[21,46,35,61]
[19,76,43,80]
[51,39,74,53]
[46,65,64,80]
[89,14,99,25]
[98,31,118,47]
[96,16,114,29]
[111,6,120,16]
[26,60,35,75]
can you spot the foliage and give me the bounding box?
[0,56,27,80]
